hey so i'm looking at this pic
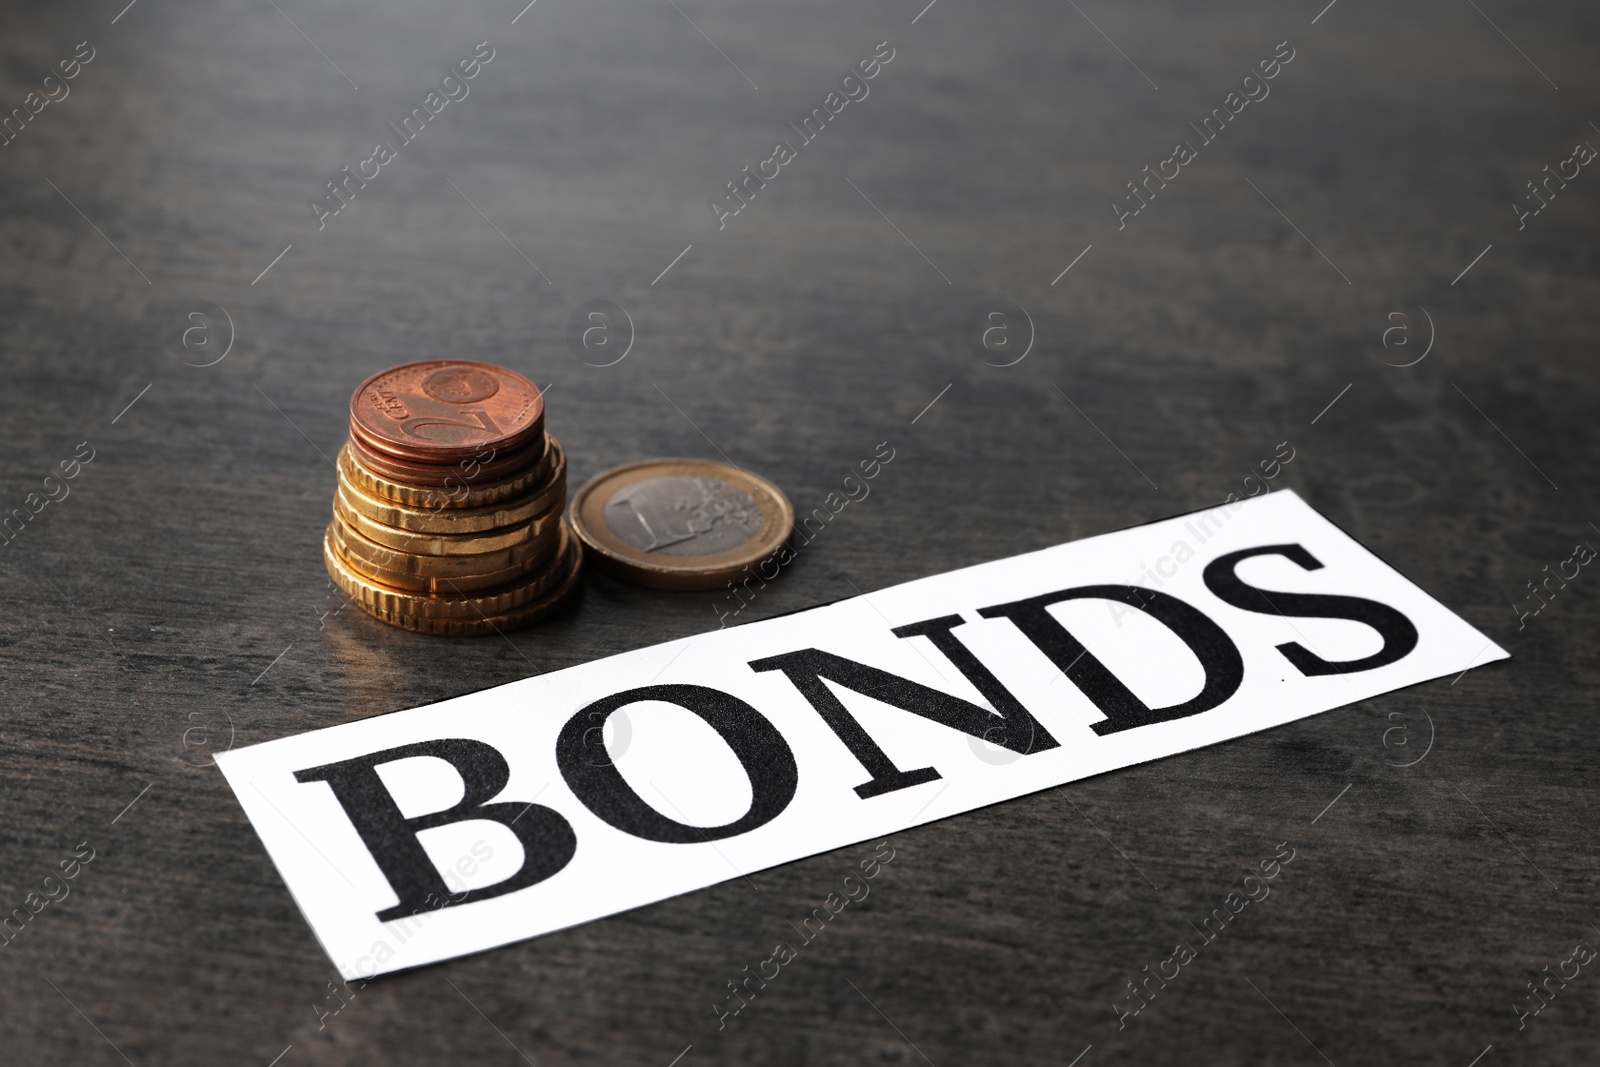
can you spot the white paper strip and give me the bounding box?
[218,490,1505,978]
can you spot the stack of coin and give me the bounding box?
[323,360,582,636]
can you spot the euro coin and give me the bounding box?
[569,458,793,591]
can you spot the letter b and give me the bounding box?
[294,738,576,922]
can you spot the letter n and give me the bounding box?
[294,738,577,921]
[749,614,1058,799]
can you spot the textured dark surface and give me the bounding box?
[1,0,1597,1064]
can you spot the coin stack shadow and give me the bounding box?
[323,415,582,637]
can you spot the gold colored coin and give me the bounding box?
[569,458,793,591]
[324,521,578,620]
[336,455,566,535]
[328,531,585,636]
[334,490,563,555]
[339,438,560,510]
[384,546,584,637]
[329,515,563,593]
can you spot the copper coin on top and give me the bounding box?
[348,360,544,464]
[570,458,794,590]
[347,426,547,487]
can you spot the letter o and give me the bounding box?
[556,684,798,843]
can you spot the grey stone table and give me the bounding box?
[0,0,1595,1063]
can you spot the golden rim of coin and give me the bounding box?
[328,532,585,637]
[339,438,560,510]
[384,547,583,636]
[324,520,578,620]
[336,452,566,535]
[569,458,793,591]
[329,516,565,593]
[334,488,564,556]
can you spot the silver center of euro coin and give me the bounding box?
[604,475,763,556]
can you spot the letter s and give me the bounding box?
[473,41,496,62]
[1202,544,1419,676]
